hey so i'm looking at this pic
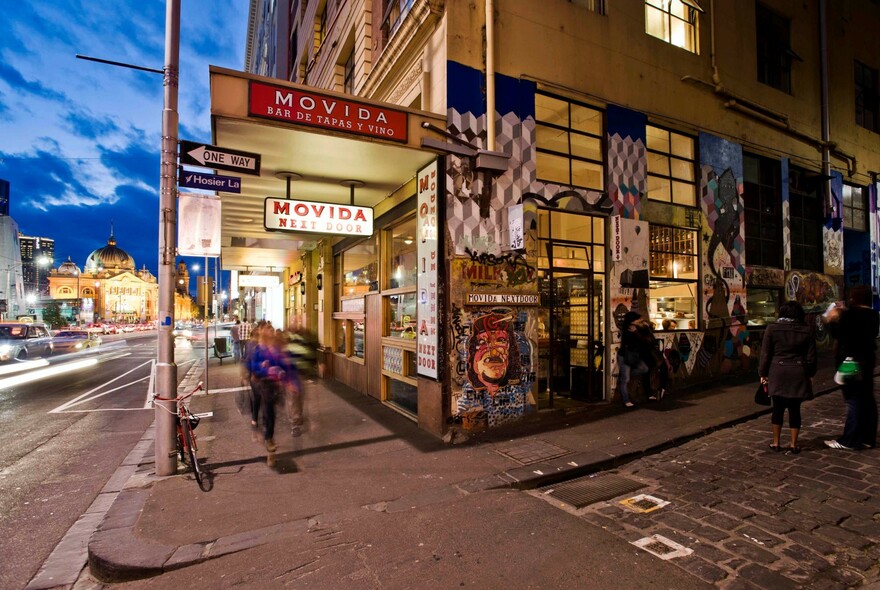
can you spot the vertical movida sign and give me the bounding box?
[417,160,439,379]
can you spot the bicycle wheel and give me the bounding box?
[176,425,186,462]
[180,412,203,486]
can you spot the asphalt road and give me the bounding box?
[0,332,201,590]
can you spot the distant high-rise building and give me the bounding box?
[19,234,55,296]
[0,179,9,216]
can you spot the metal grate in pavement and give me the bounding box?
[632,535,693,560]
[620,493,670,514]
[539,474,645,509]
[495,439,572,465]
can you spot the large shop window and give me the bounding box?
[646,126,697,206]
[743,153,782,268]
[788,167,822,272]
[334,236,376,361]
[535,92,604,191]
[747,288,781,327]
[382,215,418,416]
[843,184,868,232]
[649,224,698,331]
[645,0,700,54]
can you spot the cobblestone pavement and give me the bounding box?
[532,391,880,589]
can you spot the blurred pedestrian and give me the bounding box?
[275,331,304,437]
[247,323,284,464]
[824,285,879,450]
[617,312,654,407]
[230,317,242,362]
[759,300,816,454]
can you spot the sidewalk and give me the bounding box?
[86,348,859,582]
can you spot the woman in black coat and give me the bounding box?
[824,285,879,450]
[759,301,817,453]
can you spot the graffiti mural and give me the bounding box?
[453,309,535,429]
[607,105,647,220]
[781,158,792,271]
[610,217,649,343]
[785,271,840,313]
[702,167,746,324]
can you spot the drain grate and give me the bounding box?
[496,439,572,465]
[632,535,693,560]
[540,474,645,509]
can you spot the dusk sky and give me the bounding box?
[0,0,248,280]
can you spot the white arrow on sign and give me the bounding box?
[186,145,258,172]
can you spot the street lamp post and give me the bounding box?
[155,0,181,477]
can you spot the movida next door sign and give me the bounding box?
[264,197,374,237]
[249,81,408,142]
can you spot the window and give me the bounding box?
[315,4,328,48]
[569,0,605,14]
[756,3,795,94]
[855,61,879,133]
[747,288,780,327]
[646,126,697,206]
[343,50,355,94]
[645,0,700,54]
[743,153,782,267]
[287,27,298,82]
[535,92,604,191]
[380,0,415,46]
[788,167,822,271]
[843,184,868,232]
[649,224,699,331]
[386,217,417,289]
[341,236,378,296]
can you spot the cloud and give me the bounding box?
[63,108,121,140]
[98,141,160,189]
[0,62,66,102]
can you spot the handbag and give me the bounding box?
[754,383,771,406]
[834,357,861,385]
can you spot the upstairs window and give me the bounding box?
[343,50,355,94]
[855,60,879,133]
[645,0,701,54]
[756,3,798,94]
[569,0,605,14]
[535,92,604,191]
[646,126,697,206]
[843,184,868,232]
[743,153,782,268]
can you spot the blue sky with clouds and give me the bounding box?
[0,0,248,280]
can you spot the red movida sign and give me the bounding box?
[249,81,408,142]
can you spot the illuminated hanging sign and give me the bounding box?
[466,293,539,305]
[417,160,439,379]
[249,81,408,142]
[238,274,280,288]
[264,197,374,237]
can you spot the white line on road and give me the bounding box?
[144,359,156,409]
[54,407,153,413]
[48,360,152,414]
[206,385,249,395]
[49,376,151,413]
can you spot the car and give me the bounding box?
[121,324,136,333]
[0,321,54,362]
[52,330,102,354]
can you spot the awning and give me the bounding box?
[208,67,446,271]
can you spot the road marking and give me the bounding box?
[50,376,151,413]
[48,360,152,414]
[54,407,153,413]
[144,359,156,409]
[207,385,250,395]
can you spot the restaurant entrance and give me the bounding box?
[535,209,606,408]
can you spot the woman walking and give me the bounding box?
[824,285,879,450]
[617,312,654,407]
[759,301,817,454]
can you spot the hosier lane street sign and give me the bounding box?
[180,140,261,176]
[264,197,374,237]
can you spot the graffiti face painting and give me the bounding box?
[467,312,520,395]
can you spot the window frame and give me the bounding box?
[742,152,783,268]
[644,0,700,54]
[855,60,879,133]
[843,183,868,232]
[648,223,700,332]
[788,167,823,272]
[755,2,794,94]
[645,124,698,207]
[535,91,605,192]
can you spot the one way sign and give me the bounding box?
[180,140,261,176]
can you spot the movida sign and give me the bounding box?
[264,197,374,237]
[249,81,408,142]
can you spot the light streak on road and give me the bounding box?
[0,357,100,389]
[0,359,50,376]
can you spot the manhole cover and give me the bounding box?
[620,493,670,513]
[540,474,645,509]
[496,439,572,465]
[632,535,693,560]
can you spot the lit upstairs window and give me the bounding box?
[645,0,702,54]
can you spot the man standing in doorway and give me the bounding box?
[230,317,242,361]
[238,318,252,362]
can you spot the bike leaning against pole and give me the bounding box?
[154,381,205,488]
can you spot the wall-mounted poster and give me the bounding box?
[178,193,221,257]
[417,159,440,378]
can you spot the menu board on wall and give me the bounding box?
[417,160,439,379]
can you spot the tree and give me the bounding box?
[42,301,67,329]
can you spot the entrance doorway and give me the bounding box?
[535,209,606,409]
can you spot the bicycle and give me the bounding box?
[155,381,204,487]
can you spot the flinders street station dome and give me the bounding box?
[85,233,136,273]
